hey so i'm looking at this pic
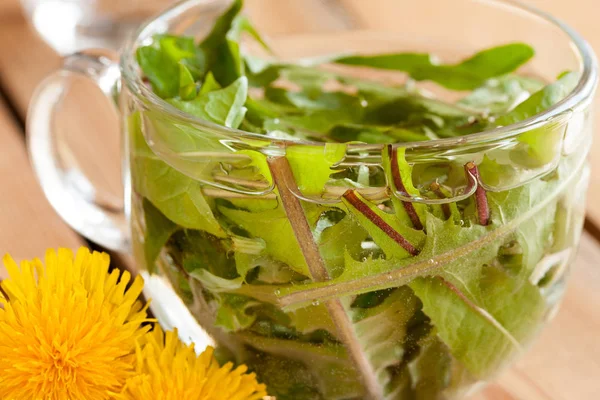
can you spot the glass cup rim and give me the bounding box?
[120,0,598,149]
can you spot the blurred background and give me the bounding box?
[0,0,598,399]
[20,0,174,54]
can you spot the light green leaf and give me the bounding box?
[236,149,273,185]
[488,179,558,275]
[410,265,545,379]
[136,34,206,99]
[318,215,368,277]
[130,113,225,236]
[495,72,578,125]
[409,276,515,378]
[265,110,356,135]
[156,34,206,79]
[234,253,261,280]
[219,204,323,276]
[199,71,222,95]
[494,72,579,168]
[169,76,248,128]
[459,75,545,113]
[479,266,546,342]
[286,144,347,196]
[491,73,577,168]
[178,63,196,100]
[136,163,224,235]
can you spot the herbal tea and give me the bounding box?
[128,0,588,398]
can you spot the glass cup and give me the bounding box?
[27,0,597,398]
[20,0,176,54]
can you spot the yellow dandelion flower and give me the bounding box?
[0,248,151,400]
[115,328,268,400]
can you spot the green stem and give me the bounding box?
[268,156,383,400]
[276,160,579,309]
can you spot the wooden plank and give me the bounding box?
[0,95,83,272]
[245,0,350,34]
[0,0,19,15]
[0,0,125,256]
[0,4,61,118]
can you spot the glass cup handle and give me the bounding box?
[26,49,129,252]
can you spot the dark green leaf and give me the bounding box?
[336,43,535,90]
[329,124,428,144]
[142,198,179,273]
[199,0,243,53]
[351,287,420,392]
[214,293,261,331]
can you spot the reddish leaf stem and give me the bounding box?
[465,162,490,226]
[343,190,419,256]
[388,146,424,230]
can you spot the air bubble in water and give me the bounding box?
[274,289,281,296]
[312,300,320,306]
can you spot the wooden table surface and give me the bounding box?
[0,0,598,399]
